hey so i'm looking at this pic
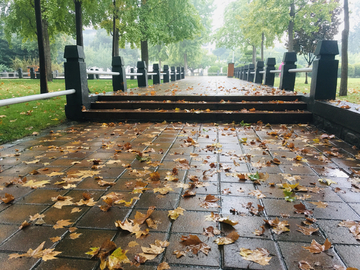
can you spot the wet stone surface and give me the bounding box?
[0,78,360,269]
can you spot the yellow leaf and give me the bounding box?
[168,207,185,220]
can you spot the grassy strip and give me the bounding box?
[274,77,360,104]
[0,78,140,144]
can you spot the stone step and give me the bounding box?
[83,109,312,123]
[91,100,308,111]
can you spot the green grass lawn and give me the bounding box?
[274,76,360,104]
[0,78,140,144]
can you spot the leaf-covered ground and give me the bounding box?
[0,119,360,269]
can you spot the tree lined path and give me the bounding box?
[0,78,359,269]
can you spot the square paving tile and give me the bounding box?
[221,196,260,216]
[77,206,130,229]
[42,206,89,226]
[262,198,304,218]
[134,193,179,210]
[334,244,360,268]
[221,215,271,240]
[179,195,220,212]
[305,201,360,220]
[55,228,116,258]
[0,204,47,225]
[0,226,67,253]
[0,252,38,270]
[36,257,98,270]
[113,231,168,264]
[21,189,67,205]
[223,238,286,269]
[163,233,220,267]
[128,209,171,233]
[278,241,345,269]
[171,211,217,234]
[317,219,360,245]
[0,224,19,244]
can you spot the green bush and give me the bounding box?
[222,66,228,73]
[208,66,221,73]
[0,64,12,72]
[348,64,355,78]
[354,63,360,77]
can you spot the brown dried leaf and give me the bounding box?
[69,232,82,240]
[133,206,156,225]
[253,225,266,236]
[19,220,30,230]
[310,201,328,208]
[296,225,319,235]
[302,239,331,254]
[239,247,272,266]
[214,231,239,245]
[50,236,61,243]
[298,260,315,270]
[53,219,72,229]
[180,235,210,255]
[294,203,313,216]
[157,262,171,270]
[1,193,15,204]
[203,226,221,237]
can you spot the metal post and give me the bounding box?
[30,68,36,79]
[176,67,181,80]
[310,40,339,100]
[264,58,276,86]
[137,61,148,87]
[279,52,297,91]
[171,66,176,81]
[255,61,264,84]
[247,64,255,82]
[163,65,170,83]
[112,56,127,92]
[64,45,91,121]
[153,63,160,84]
[18,68,23,79]
[181,67,185,79]
[130,68,134,80]
[243,65,248,80]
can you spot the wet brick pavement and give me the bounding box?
[0,78,360,269]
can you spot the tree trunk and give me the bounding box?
[34,0,48,93]
[252,45,256,65]
[305,72,308,84]
[261,32,264,61]
[339,0,349,96]
[42,19,52,82]
[112,0,119,57]
[75,0,83,46]
[141,40,149,69]
[288,1,295,52]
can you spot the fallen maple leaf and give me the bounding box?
[264,218,290,235]
[310,201,328,208]
[203,226,221,237]
[168,207,185,220]
[180,235,210,255]
[239,247,272,266]
[294,203,313,216]
[157,262,171,270]
[19,220,30,230]
[214,231,239,245]
[133,206,156,225]
[200,195,220,209]
[253,225,266,236]
[69,232,82,240]
[296,225,319,235]
[53,219,72,229]
[248,190,266,199]
[218,217,239,226]
[153,185,174,195]
[298,260,314,270]
[22,180,50,189]
[9,241,61,261]
[302,239,331,254]
[149,172,160,181]
[1,193,14,204]
[50,236,61,243]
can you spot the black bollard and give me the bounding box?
[310,40,339,100]
[112,56,127,92]
[18,68,23,79]
[243,65,248,80]
[130,68,134,80]
[264,58,276,86]
[171,66,176,81]
[153,64,161,84]
[163,65,170,83]
[255,61,264,84]
[176,67,181,80]
[247,64,255,82]
[64,45,91,121]
[30,68,36,79]
[137,61,148,87]
[279,52,297,91]
[181,67,185,79]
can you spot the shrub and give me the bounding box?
[0,64,12,72]
[208,66,221,73]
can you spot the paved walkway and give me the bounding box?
[0,77,360,270]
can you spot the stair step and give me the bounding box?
[97,95,304,102]
[83,109,312,124]
[91,101,307,111]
